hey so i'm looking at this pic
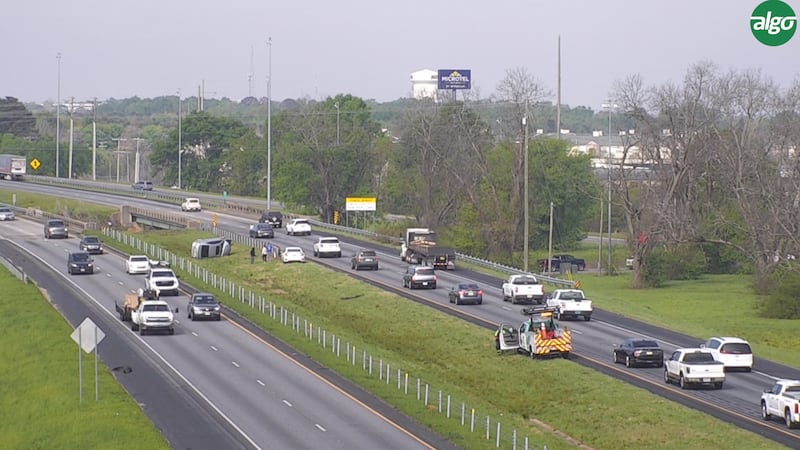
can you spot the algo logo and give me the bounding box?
[751,0,797,46]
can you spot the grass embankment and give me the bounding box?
[108,230,784,450]
[0,269,169,449]
[0,190,117,224]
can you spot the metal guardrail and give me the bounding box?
[21,177,576,288]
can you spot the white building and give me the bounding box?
[410,69,438,101]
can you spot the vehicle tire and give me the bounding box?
[658,360,664,368]
[132,323,138,331]
[215,316,221,321]
[584,315,591,321]
[761,401,771,420]
[336,252,341,258]
[562,352,570,359]
[554,310,561,320]
[169,328,175,335]
[139,327,146,336]
[529,346,536,359]
[478,299,483,305]
[663,369,670,384]
[431,283,436,289]
[679,374,687,389]
[625,356,632,368]
[714,382,723,389]
[786,409,796,429]
[119,311,125,321]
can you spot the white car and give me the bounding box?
[286,218,312,236]
[145,267,180,296]
[181,198,202,212]
[282,246,306,263]
[702,336,754,371]
[313,237,341,258]
[125,255,151,274]
[0,206,15,221]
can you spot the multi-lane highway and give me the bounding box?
[4,180,800,448]
[0,217,454,450]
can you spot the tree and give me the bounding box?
[0,97,37,138]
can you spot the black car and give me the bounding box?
[79,236,104,254]
[449,283,483,305]
[67,252,94,275]
[249,222,275,238]
[187,293,221,321]
[613,338,664,368]
[351,249,379,270]
[259,211,283,228]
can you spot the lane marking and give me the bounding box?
[256,379,265,387]
[283,399,293,408]
[232,361,240,368]
[210,345,218,352]
[315,424,326,432]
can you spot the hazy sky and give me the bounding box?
[3,1,799,109]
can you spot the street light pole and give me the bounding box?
[266,36,272,211]
[522,101,530,272]
[602,103,617,275]
[112,137,127,183]
[56,53,61,178]
[132,137,144,183]
[334,101,340,146]
[177,90,182,190]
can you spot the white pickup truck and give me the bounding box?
[131,300,175,335]
[313,237,341,258]
[663,348,725,389]
[761,379,800,428]
[546,289,593,321]
[144,267,180,296]
[501,275,545,304]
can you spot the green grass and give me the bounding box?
[106,230,786,450]
[0,268,170,449]
[0,190,117,223]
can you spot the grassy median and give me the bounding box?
[108,229,785,450]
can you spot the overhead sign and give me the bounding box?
[437,69,472,90]
[346,197,376,211]
[30,158,41,170]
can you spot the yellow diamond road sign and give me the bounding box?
[30,158,41,170]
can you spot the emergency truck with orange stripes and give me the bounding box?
[495,306,572,359]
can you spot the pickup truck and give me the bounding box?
[313,237,341,258]
[761,379,800,429]
[144,267,180,296]
[501,275,545,304]
[538,254,586,272]
[546,289,593,321]
[115,289,159,321]
[663,348,725,389]
[131,299,175,335]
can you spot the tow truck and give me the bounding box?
[496,306,572,359]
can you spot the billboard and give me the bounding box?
[437,69,471,90]
[345,197,377,211]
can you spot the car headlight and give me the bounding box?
[70,263,78,267]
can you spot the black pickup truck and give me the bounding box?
[538,254,586,272]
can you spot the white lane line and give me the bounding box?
[282,399,293,407]
[191,331,199,337]
[210,345,218,351]
[501,306,513,311]
[256,379,265,386]
[231,361,240,368]
[315,424,326,432]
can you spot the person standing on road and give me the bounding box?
[249,246,256,264]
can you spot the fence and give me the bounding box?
[101,228,558,450]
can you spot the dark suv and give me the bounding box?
[79,236,104,254]
[187,293,221,321]
[44,219,69,239]
[67,252,94,275]
[351,249,379,270]
[259,211,283,228]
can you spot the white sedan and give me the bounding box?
[282,247,306,264]
[0,206,15,221]
[126,255,151,274]
[181,198,202,212]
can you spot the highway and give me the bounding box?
[0,217,453,450]
[4,179,800,448]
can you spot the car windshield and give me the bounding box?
[721,343,752,354]
[0,207,10,213]
[152,270,175,277]
[143,304,169,312]
[72,253,90,261]
[683,352,714,363]
[131,256,149,262]
[321,238,338,244]
[458,284,479,290]
[83,237,100,243]
[359,250,376,257]
[286,248,301,253]
[193,296,217,305]
[560,291,583,300]
[49,220,65,227]
[257,223,272,230]
[415,268,435,276]
[632,340,659,348]
[513,276,539,285]
[294,220,309,225]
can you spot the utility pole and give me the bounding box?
[132,137,144,183]
[177,90,182,189]
[334,101,340,146]
[92,98,97,180]
[111,137,127,183]
[266,36,272,211]
[56,52,61,178]
[602,102,618,275]
[68,97,74,179]
[523,100,530,272]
